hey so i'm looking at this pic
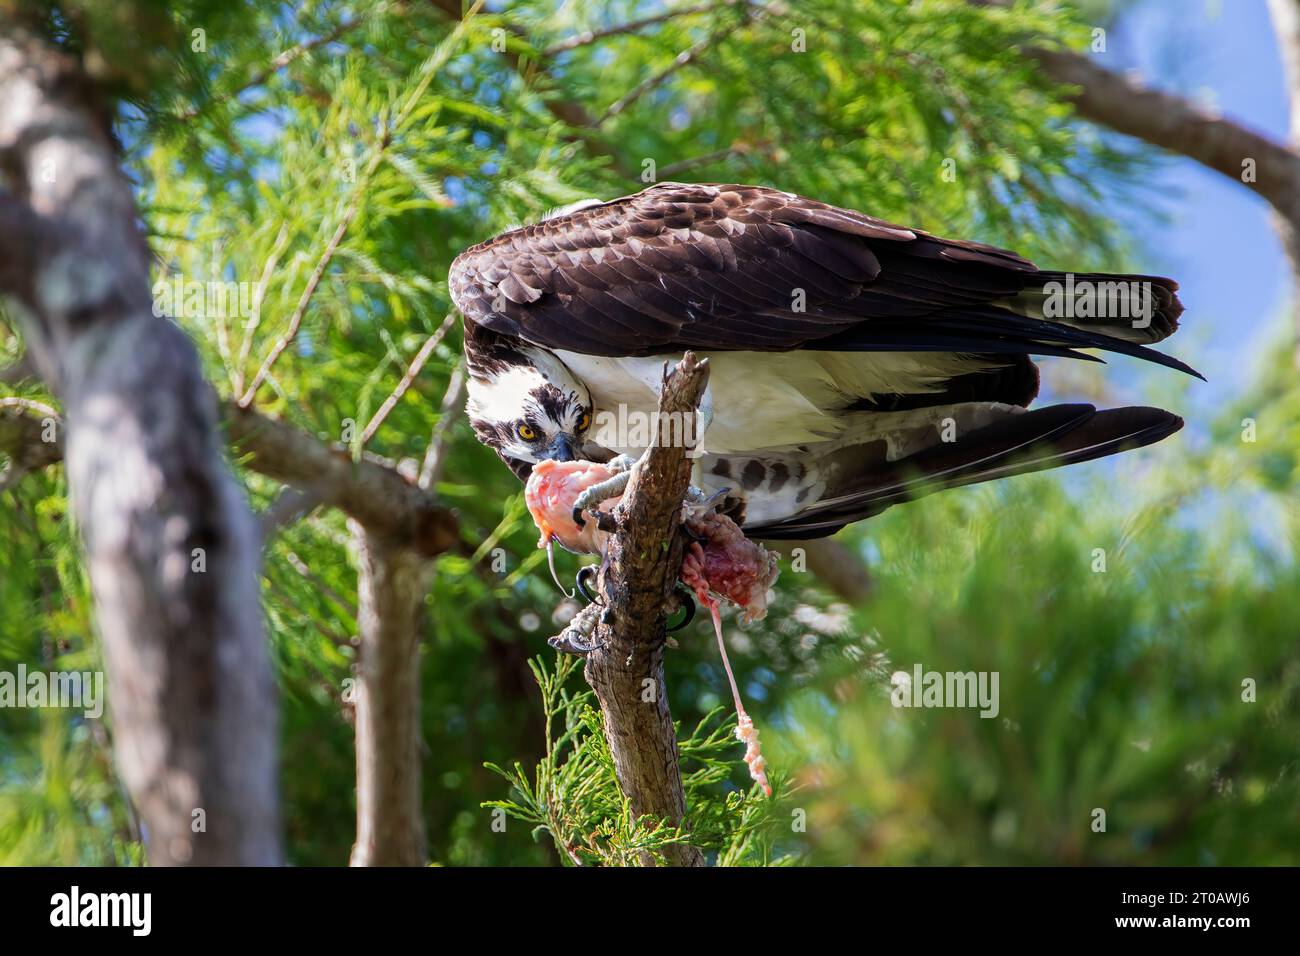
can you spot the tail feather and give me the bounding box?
[1002,271,1183,345]
[746,404,1183,539]
[813,307,1203,381]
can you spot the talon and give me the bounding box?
[549,601,603,655]
[548,633,600,655]
[667,587,696,632]
[572,505,586,529]
[575,565,598,604]
[546,538,574,598]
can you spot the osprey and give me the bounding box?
[451,182,1195,540]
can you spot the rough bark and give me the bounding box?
[348,521,434,867]
[0,29,279,865]
[582,353,710,867]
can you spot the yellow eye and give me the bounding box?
[578,412,591,432]
[517,423,537,441]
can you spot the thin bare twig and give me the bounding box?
[360,312,456,446]
[238,196,363,407]
[542,2,721,57]
[178,12,374,122]
[0,396,60,419]
[596,4,756,125]
[418,361,465,490]
[658,143,753,177]
[233,222,292,396]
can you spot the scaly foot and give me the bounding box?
[571,454,636,527]
[548,601,603,655]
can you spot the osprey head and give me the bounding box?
[466,346,593,465]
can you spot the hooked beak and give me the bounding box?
[541,433,578,462]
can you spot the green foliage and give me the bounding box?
[1,0,1294,866]
[776,465,1300,865]
[484,655,793,866]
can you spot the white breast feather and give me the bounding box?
[556,349,994,455]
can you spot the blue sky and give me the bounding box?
[1110,0,1290,403]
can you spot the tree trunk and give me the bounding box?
[0,29,280,865]
[348,522,433,866]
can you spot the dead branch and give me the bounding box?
[225,403,458,557]
[360,311,457,446]
[238,195,364,406]
[596,5,757,126]
[419,362,466,491]
[581,352,710,867]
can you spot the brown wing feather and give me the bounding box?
[450,182,1186,366]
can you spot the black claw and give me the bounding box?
[575,565,598,604]
[571,506,586,528]
[600,607,616,627]
[667,588,696,632]
[548,633,599,656]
